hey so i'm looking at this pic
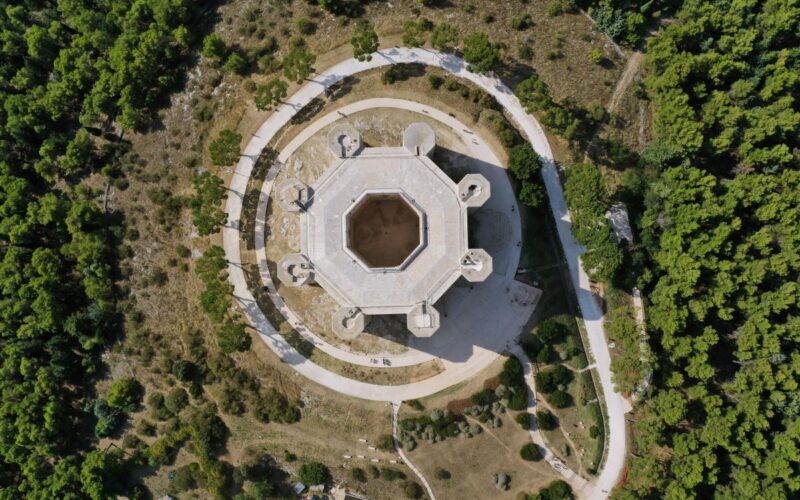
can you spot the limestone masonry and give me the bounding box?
[277,122,492,338]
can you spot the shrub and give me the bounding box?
[295,17,315,35]
[590,425,600,438]
[407,399,425,411]
[382,66,399,85]
[515,412,531,430]
[107,377,143,412]
[223,52,248,74]
[589,48,603,64]
[471,388,493,405]
[548,390,571,408]
[463,32,500,73]
[508,144,545,207]
[172,359,196,382]
[536,479,574,499]
[493,473,510,490]
[164,388,189,414]
[350,467,367,482]
[536,409,558,430]
[520,443,543,461]
[510,14,533,30]
[136,419,157,436]
[547,0,565,17]
[431,23,459,52]
[170,465,197,492]
[298,462,330,485]
[404,480,424,498]
[202,33,226,60]
[428,74,444,90]
[93,399,123,438]
[501,356,524,386]
[176,244,191,259]
[188,406,228,459]
[209,130,242,166]
[147,437,175,466]
[536,365,571,393]
[253,387,300,424]
[518,45,534,60]
[435,467,451,480]
[217,319,251,354]
[377,434,395,451]
[508,389,528,411]
[537,319,565,343]
[381,467,403,481]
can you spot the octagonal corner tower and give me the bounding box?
[277,122,492,338]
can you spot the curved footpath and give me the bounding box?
[222,47,627,498]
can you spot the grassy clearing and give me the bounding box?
[399,357,558,499]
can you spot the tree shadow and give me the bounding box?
[326,75,360,101]
[290,97,325,125]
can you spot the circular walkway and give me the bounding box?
[256,98,532,368]
[222,47,627,498]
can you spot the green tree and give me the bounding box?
[508,143,546,208]
[200,279,233,323]
[298,462,330,485]
[462,32,500,73]
[106,377,142,412]
[535,479,573,499]
[209,129,242,166]
[189,405,228,459]
[80,450,120,500]
[351,19,379,62]
[254,79,288,111]
[223,52,248,74]
[548,390,570,408]
[515,75,554,113]
[403,19,430,47]
[536,410,557,430]
[196,246,227,283]
[202,33,226,60]
[430,23,459,52]
[282,39,316,83]
[520,443,542,461]
[217,319,251,354]
[191,172,226,236]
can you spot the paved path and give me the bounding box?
[255,98,535,368]
[515,346,589,490]
[222,47,627,498]
[392,403,435,500]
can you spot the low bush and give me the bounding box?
[298,462,330,485]
[404,480,424,498]
[515,412,532,430]
[548,389,571,408]
[536,409,558,430]
[520,443,543,461]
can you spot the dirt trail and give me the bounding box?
[607,51,644,115]
[584,50,644,160]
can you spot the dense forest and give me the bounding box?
[0,0,197,495]
[618,0,800,497]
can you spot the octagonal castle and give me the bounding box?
[276,122,492,339]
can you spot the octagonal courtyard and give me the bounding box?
[346,193,422,269]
